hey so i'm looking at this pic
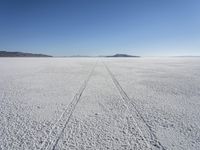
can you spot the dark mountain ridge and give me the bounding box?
[106,54,140,57]
[0,51,52,57]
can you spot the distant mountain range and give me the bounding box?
[66,54,140,57]
[0,51,140,58]
[0,51,52,57]
[106,54,140,57]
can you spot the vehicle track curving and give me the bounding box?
[103,61,166,150]
[38,62,97,150]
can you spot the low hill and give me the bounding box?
[0,51,52,57]
[106,54,140,57]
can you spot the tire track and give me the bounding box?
[38,62,97,150]
[56,63,149,149]
[98,101,149,149]
[103,62,166,150]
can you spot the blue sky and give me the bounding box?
[0,0,200,56]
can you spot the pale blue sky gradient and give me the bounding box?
[0,0,200,56]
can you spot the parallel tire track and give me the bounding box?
[103,62,166,150]
[39,62,97,150]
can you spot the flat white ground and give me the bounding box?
[0,58,200,150]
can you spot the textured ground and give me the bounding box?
[0,57,200,150]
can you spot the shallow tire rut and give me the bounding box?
[38,62,97,150]
[54,63,150,149]
[103,62,166,150]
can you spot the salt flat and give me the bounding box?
[0,57,200,150]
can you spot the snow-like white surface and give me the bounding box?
[0,58,95,149]
[0,57,200,150]
[105,57,200,150]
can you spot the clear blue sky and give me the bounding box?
[0,0,200,56]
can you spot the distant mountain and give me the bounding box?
[0,51,52,57]
[106,54,140,57]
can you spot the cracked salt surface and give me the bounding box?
[0,57,200,150]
